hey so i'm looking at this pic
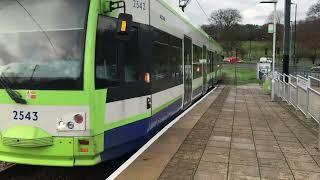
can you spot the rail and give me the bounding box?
[274,72,320,148]
[0,162,15,173]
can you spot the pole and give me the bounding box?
[235,49,237,85]
[290,21,293,63]
[293,3,297,64]
[283,0,291,80]
[271,2,277,101]
[249,38,252,61]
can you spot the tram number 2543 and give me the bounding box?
[133,0,146,11]
[13,111,38,121]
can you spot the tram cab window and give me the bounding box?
[124,26,140,83]
[95,15,141,89]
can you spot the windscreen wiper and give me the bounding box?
[15,0,57,55]
[0,73,27,104]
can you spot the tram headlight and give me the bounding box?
[57,121,66,130]
[67,122,74,129]
[57,112,86,131]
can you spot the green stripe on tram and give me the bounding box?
[104,95,182,130]
[105,112,151,131]
[152,95,182,115]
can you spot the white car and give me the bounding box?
[260,57,272,63]
[311,66,320,72]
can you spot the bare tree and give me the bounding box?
[208,8,242,30]
[296,19,320,64]
[206,9,242,56]
[307,0,320,19]
[265,10,284,24]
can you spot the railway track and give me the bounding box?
[0,162,15,173]
[0,153,132,180]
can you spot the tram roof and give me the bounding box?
[159,0,223,52]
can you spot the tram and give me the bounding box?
[0,0,223,166]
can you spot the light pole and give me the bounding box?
[291,2,297,64]
[260,0,278,101]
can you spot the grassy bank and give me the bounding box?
[222,64,262,85]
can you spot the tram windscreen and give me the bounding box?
[0,0,88,90]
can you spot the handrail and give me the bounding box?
[309,87,320,96]
[283,74,290,85]
[309,76,320,82]
[308,76,320,96]
[289,75,297,88]
[297,75,308,91]
[297,75,308,81]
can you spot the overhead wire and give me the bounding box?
[194,0,209,19]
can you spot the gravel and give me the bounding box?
[0,162,15,172]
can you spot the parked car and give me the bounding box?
[311,66,320,72]
[224,57,241,63]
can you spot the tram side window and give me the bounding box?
[207,51,212,73]
[152,29,182,91]
[95,16,140,89]
[152,30,169,80]
[169,36,183,80]
[124,26,140,83]
[193,45,202,79]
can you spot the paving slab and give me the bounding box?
[260,167,294,180]
[116,85,320,180]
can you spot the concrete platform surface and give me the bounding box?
[116,85,320,180]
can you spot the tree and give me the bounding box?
[307,0,320,19]
[208,8,242,31]
[265,10,284,24]
[296,19,320,64]
[205,9,242,56]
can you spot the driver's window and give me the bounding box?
[95,15,140,89]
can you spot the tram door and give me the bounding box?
[183,36,193,108]
[203,45,208,93]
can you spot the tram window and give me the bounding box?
[210,51,213,73]
[95,16,140,89]
[152,29,183,92]
[95,16,120,88]
[203,46,207,59]
[169,35,182,79]
[153,41,169,80]
[193,45,202,79]
[124,26,140,83]
[193,45,202,63]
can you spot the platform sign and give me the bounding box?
[268,24,274,34]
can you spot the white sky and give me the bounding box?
[167,0,318,26]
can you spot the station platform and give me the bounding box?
[115,85,320,180]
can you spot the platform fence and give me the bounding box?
[274,72,320,148]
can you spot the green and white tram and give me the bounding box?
[0,0,223,166]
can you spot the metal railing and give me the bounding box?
[274,72,320,148]
[289,75,298,108]
[297,75,309,117]
[308,76,320,123]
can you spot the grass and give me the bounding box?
[238,41,283,63]
[222,65,262,85]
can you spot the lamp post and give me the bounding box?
[291,2,297,64]
[260,0,278,101]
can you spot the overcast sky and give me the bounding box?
[167,0,317,26]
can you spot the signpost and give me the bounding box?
[260,0,278,101]
[268,23,274,34]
